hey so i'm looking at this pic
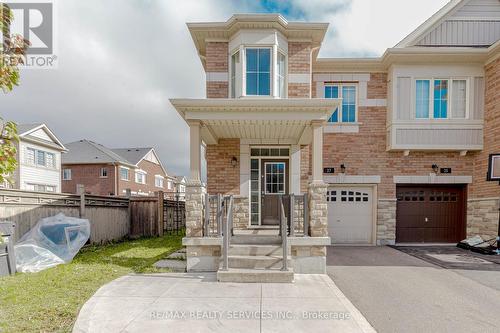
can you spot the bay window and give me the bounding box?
[246,48,271,96]
[230,51,240,98]
[324,85,357,123]
[277,52,286,98]
[415,80,430,119]
[414,78,467,119]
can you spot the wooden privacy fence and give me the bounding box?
[0,188,185,243]
[129,191,185,238]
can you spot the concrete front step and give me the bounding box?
[228,244,284,256]
[217,268,294,283]
[230,235,282,245]
[224,255,291,269]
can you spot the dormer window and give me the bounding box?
[246,48,271,96]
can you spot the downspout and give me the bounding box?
[113,163,118,196]
[309,45,321,98]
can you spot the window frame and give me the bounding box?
[99,167,108,178]
[244,46,272,97]
[230,50,240,98]
[413,77,469,120]
[62,169,72,181]
[154,175,164,188]
[25,147,56,169]
[324,83,358,123]
[120,167,129,181]
[135,170,147,184]
[277,51,287,98]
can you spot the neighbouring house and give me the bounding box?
[1,123,67,192]
[61,139,175,197]
[170,0,500,278]
[174,176,187,200]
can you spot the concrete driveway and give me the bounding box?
[73,273,375,333]
[327,246,500,333]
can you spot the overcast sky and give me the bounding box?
[2,0,449,176]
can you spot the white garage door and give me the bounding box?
[327,187,374,244]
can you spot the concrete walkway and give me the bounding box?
[73,273,375,333]
[327,246,500,333]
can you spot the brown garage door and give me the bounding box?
[396,185,466,243]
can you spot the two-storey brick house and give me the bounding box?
[62,140,176,197]
[171,0,499,275]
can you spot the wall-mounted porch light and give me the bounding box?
[340,164,346,173]
[432,164,439,174]
[231,156,238,167]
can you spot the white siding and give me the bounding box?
[417,20,500,46]
[452,0,500,18]
[396,77,412,120]
[144,150,160,164]
[416,0,500,47]
[18,141,62,192]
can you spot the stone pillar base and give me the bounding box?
[308,182,328,237]
[183,238,222,272]
[377,199,396,245]
[467,198,500,240]
[185,181,205,238]
[289,237,330,274]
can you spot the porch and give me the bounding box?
[170,98,340,281]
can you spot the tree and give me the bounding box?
[0,3,29,184]
[1,2,29,92]
[0,119,18,184]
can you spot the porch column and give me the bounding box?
[308,120,328,237]
[185,120,204,238]
[311,120,324,182]
[189,120,202,182]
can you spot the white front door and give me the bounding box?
[327,186,374,244]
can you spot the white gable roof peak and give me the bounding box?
[396,0,463,47]
[18,123,67,152]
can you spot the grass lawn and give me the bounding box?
[0,233,183,332]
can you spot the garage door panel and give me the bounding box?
[396,186,465,243]
[328,187,373,245]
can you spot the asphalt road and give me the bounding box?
[326,246,500,333]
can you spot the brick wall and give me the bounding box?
[117,160,170,196]
[207,82,228,98]
[471,58,500,198]
[61,164,116,195]
[206,42,228,98]
[206,139,240,195]
[366,73,387,99]
[300,144,311,194]
[288,42,311,98]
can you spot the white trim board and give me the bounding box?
[393,175,472,184]
[324,175,381,184]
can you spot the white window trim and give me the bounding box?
[277,51,288,98]
[99,167,108,178]
[25,147,57,169]
[135,170,147,184]
[155,175,164,188]
[324,83,359,123]
[264,162,286,195]
[412,77,470,120]
[62,169,72,181]
[243,46,274,98]
[120,167,129,181]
